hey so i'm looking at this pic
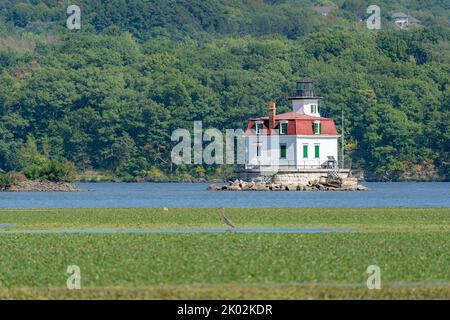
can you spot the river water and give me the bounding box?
[0,182,448,208]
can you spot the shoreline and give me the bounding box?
[2,180,448,193]
[73,179,448,184]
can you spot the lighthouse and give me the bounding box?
[243,76,347,184]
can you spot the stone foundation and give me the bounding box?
[210,170,366,192]
[239,169,352,185]
[208,178,367,192]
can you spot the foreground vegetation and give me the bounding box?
[0,207,449,299]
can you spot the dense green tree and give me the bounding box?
[0,1,449,181]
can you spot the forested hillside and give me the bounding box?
[0,0,449,181]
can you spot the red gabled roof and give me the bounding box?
[246,112,338,135]
[250,112,322,121]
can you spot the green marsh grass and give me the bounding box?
[0,207,449,299]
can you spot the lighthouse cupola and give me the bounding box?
[289,76,322,117]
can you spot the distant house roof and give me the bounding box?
[392,12,420,23]
[313,6,336,16]
[392,12,409,19]
[247,112,338,136]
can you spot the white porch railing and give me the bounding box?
[246,160,325,171]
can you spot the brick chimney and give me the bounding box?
[268,100,276,133]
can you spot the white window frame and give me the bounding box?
[279,120,288,135]
[255,121,264,135]
[310,104,317,114]
[313,120,321,135]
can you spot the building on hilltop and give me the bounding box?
[313,5,337,17]
[392,12,420,29]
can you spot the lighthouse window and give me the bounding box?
[311,104,317,114]
[256,145,261,157]
[313,121,322,135]
[303,145,308,158]
[280,121,288,135]
[280,144,287,159]
[255,122,264,135]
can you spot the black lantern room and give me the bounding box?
[289,76,322,100]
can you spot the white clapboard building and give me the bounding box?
[244,77,341,177]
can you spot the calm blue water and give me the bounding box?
[0,182,448,208]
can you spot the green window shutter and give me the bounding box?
[303,145,308,158]
[280,144,287,159]
[315,145,320,158]
[312,122,316,134]
[319,122,322,134]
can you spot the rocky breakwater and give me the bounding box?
[208,177,368,192]
[5,181,80,192]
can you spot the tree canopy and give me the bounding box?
[0,1,449,181]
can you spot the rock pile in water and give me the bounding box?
[5,181,80,192]
[208,178,368,192]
